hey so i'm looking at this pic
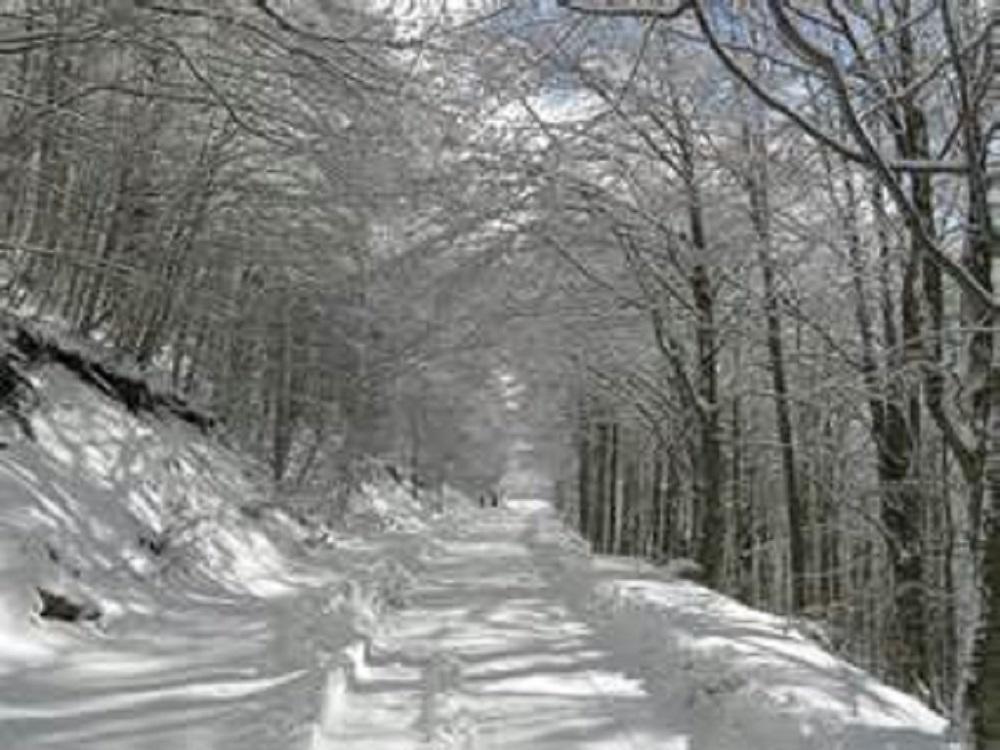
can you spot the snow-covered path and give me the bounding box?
[311,504,681,750]
[0,365,950,750]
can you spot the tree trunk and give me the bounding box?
[688,194,724,584]
[971,49,1000,736]
[972,512,1000,748]
[605,422,619,554]
[593,422,608,552]
[743,120,805,612]
[846,166,928,690]
[731,349,750,597]
[578,411,592,540]
[651,451,665,555]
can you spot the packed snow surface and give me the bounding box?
[0,364,952,748]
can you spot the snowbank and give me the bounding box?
[0,360,426,749]
[526,503,954,750]
[1,365,313,626]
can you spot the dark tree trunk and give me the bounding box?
[578,415,591,540]
[593,422,608,552]
[744,121,805,611]
[651,452,665,554]
[972,514,1000,748]
[606,422,619,554]
[689,206,724,585]
[887,89,934,695]
[969,22,1000,734]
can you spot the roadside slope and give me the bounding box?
[0,361,400,750]
[527,502,952,750]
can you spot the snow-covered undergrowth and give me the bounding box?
[527,506,953,750]
[0,357,438,749]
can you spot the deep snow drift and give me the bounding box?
[0,360,953,749]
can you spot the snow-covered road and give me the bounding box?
[311,504,683,750]
[0,366,951,750]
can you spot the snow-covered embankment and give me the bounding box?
[527,504,953,750]
[0,352,423,750]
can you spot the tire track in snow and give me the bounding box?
[309,506,680,749]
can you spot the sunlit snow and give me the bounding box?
[0,364,953,749]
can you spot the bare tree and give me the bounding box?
[556,0,996,742]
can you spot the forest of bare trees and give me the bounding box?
[1,0,998,747]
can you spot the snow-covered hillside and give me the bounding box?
[0,351,427,750]
[0,355,953,749]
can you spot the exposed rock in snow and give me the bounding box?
[35,588,100,623]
